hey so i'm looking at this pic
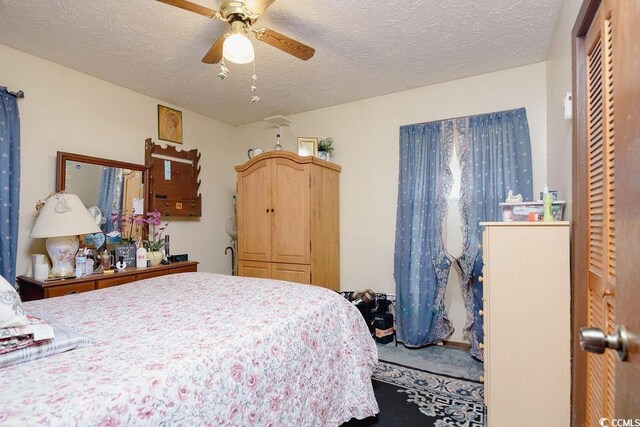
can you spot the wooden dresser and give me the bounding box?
[481,222,570,426]
[235,152,340,291]
[17,261,198,301]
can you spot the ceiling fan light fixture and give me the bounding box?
[223,21,254,64]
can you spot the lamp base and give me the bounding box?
[46,235,79,277]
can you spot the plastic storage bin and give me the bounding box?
[499,201,566,222]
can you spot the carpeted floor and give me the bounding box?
[343,360,486,427]
[376,343,484,382]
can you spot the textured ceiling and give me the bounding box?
[0,0,562,125]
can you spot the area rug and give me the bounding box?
[343,360,486,427]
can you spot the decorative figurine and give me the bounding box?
[115,256,127,271]
[505,190,523,204]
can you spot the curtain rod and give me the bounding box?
[1,86,25,99]
[401,107,526,128]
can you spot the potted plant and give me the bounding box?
[111,210,145,244]
[318,137,335,161]
[143,210,168,266]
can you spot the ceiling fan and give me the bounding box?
[156,0,315,65]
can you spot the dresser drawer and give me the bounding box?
[169,264,198,274]
[46,282,96,298]
[95,275,138,289]
[136,270,170,281]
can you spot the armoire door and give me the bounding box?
[270,158,310,264]
[237,160,271,262]
[573,0,640,423]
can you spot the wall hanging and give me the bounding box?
[145,138,201,218]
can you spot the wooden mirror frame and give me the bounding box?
[56,151,150,229]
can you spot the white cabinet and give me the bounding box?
[481,222,570,427]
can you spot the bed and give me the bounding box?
[1,272,379,425]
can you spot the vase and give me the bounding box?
[147,251,163,266]
[318,151,330,161]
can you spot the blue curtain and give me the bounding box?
[97,167,123,234]
[456,107,533,359]
[394,121,454,347]
[0,88,21,285]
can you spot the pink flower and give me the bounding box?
[0,410,18,423]
[231,363,243,381]
[228,404,240,419]
[137,408,153,419]
[270,397,280,412]
[113,405,128,415]
[246,373,258,389]
[177,386,188,402]
[48,365,71,375]
[145,363,165,370]
[98,416,121,427]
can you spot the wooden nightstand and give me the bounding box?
[17,261,198,301]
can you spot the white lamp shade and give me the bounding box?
[30,193,101,238]
[223,33,255,64]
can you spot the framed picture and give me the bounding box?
[158,105,183,144]
[297,137,318,157]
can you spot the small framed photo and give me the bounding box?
[158,105,183,144]
[297,137,318,157]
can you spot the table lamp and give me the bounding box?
[30,193,101,277]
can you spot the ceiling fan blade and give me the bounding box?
[156,0,218,19]
[245,0,276,15]
[254,28,315,61]
[202,33,227,64]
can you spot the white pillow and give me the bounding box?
[0,275,29,328]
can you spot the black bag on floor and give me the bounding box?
[339,291,392,335]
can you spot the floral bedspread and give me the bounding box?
[1,273,379,426]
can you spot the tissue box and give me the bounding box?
[500,201,566,221]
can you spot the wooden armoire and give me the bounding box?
[235,152,341,291]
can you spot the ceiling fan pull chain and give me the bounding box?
[251,60,260,104]
[218,60,229,80]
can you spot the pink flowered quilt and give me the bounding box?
[1,273,379,426]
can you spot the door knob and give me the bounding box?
[579,325,628,361]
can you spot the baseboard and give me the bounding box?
[441,340,471,351]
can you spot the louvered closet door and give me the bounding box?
[585,1,617,423]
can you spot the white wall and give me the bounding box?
[0,44,238,279]
[234,62,548,342]
[546,0,581,212]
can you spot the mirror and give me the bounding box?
[56,152,149,240]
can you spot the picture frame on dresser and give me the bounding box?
[297,137,318,157]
